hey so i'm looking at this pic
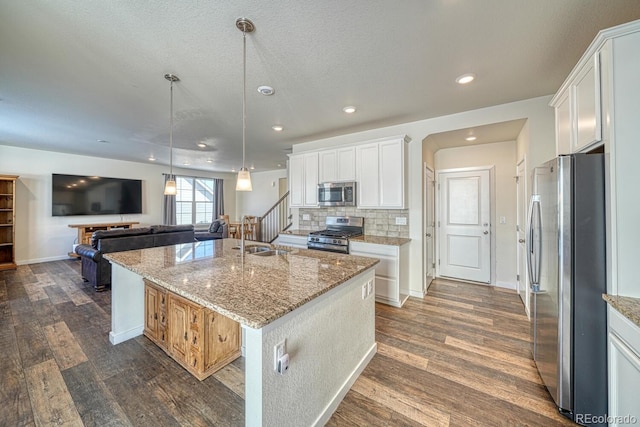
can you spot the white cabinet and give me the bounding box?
[289,152,318,208]
[356,137,407,209]
[318,147,356,183]
[275,234,307,249]
[573,53,602,153]
[555,91,571,155]
[350,241,409,307]
[551,53,602,155]
[608,306,640,426]
[355,143,380,208]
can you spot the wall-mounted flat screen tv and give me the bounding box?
[52,174,143,216]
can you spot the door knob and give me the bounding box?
[483,231,489,235]
[519,239,525,243]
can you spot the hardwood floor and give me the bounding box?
[0,261,576,426]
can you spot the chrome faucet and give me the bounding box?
[239,215,252,252]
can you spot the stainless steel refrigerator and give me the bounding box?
[527,153,607,426]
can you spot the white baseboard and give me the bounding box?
[495,281,517,290]
[17,254,73,265]
[409,289,425,299]
[313,342,377,427]
[109,325,144,345]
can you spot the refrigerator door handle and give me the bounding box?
[527,195,542,292]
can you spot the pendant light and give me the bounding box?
[164,73,180,195]
[235,17,254,191]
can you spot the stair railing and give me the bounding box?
[257,191,292,243]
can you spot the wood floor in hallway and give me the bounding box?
[0,260,576,426]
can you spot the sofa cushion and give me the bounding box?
[150,224,194,234]
[209,220,223,233]
[91,227,152,248]
[97,234,156,253]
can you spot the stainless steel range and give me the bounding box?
[307,216,364,254]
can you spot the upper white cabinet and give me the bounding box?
[289,152,318,208]
[356,137,407,209]
[318,147,356,183]
[551,53,602,155]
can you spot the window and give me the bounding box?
[175,176,215,225]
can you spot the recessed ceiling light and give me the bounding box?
[277,163,282,168]
[183,161,190,166]
[250,165,255,170]
[343,106,357,114]
[231,168,236,172]
[257,85,275,96]
[206,159,213,163]
[456,73,476,84]
[197,142,207,148]
[465,136,477,141]
[97,139,109,143]
[148,156,156,161]
[272,125,284,132]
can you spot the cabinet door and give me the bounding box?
[144,284,159,341]
[573,53,601,152]
[168,295,190,364]
[609,333,640,425]
[204,310,242,371]
[379,139,405,208]
[289,154,304,207]
[303,152,318,206]
[356,143,380,208]
[318,150,337,183]
[275,234,307,248]
[336,147,356,181]
[555,91,572,155]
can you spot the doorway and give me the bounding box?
[436,167,492,283]
[424,165,435,291]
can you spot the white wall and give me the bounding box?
[435,141,517,288]
[235,169,287,220]
[0,145,236,264]
[292,95,555,296]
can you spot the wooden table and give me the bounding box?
[67,221,140,257]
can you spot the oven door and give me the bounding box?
[307,241,349,254]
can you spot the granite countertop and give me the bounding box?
[280,230,411,246]
[603,294,640,328]
[105,238,379,329]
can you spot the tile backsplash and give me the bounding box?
[298,208,409,238]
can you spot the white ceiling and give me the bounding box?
[1,1,639,173]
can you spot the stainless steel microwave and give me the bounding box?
[318,182,356,207]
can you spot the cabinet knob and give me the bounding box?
[184,332,188,341]
[483,231,489,235]
[519,239,525,243]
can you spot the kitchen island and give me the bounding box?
[104,238,379,426]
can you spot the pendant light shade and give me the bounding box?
[235,17,254,192]
[164,73,179,196]
[235,167,253,191]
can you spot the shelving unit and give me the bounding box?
[67,221,140,257]
[0,175,18,271]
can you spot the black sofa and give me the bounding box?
[75,224,194,291]
[194,219,229,241]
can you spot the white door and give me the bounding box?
[516,159,529,314]
[425,165,435,290]
[438,168,491,283]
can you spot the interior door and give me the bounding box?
[516,159,529,314]
[425,166,435,290]
[438,169,491,283]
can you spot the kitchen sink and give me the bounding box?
[244,245,272,254]
[250,249,289,257]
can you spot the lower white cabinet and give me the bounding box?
[274,234,307,249]
[608,306,640,426]
[350,241,409,307]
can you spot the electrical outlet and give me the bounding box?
[367,280,373,296]
[274,340,286,371]
[362,283,367,299]
[302,214,310,221]
[395,217,407,225]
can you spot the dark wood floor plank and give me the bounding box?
[44,321,88,370]
[14,320,54,369]
[24,359,84,426]
[61,361,132,427]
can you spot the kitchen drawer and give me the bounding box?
[609,306,640,356]
[276,234,307,249]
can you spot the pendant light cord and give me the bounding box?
[242,30,247,170]
[169,78,174,178]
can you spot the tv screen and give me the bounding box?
[52,174,142,216]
